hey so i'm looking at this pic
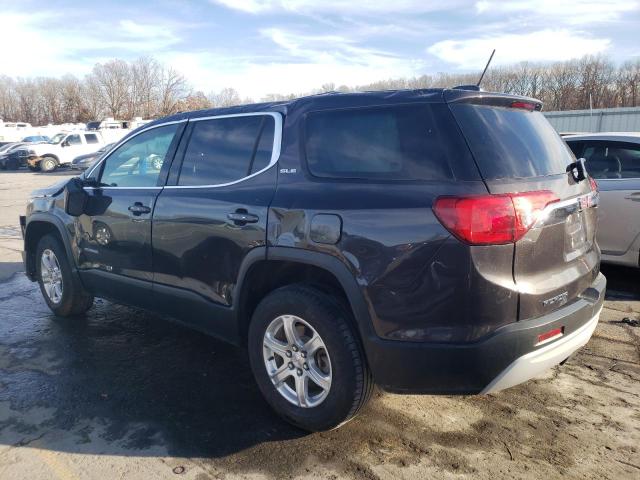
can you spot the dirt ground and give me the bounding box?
[0,170,639,479]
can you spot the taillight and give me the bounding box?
[510,101,537,111]
[589,177,598,192]
[433,191,559,245]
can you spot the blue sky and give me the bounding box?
[2,0,639,99]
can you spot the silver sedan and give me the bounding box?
[565,133,640,267]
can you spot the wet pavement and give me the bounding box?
[0,171,639,479]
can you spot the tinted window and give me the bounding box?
[581,141,640,179]
[99,124,178,187]
[85,133,99,144]
[450,104,573,179]
[67,134,81,146]
[178,115,275,186]
[305,105,471,181]
[566,140,583,158]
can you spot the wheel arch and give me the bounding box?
[235,247,376,355]
[24,214,76,281]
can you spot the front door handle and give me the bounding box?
[227,211,259,225]
[128,202,151,215]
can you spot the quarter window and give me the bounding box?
[304,105,467,181]
[98,124,178,187]
[85,133,99,144]
[177,115,275,186]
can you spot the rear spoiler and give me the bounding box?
[443,89,543,111]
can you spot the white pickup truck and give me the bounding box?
[25,131,106,172]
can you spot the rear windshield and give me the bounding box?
[449,104,573,179]
[304,104,477,181]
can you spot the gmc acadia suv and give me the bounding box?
[21,89,606,431]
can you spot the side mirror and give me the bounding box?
[61,140,69,147]
[64,177,89,216]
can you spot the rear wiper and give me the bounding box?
[566,158,587,182]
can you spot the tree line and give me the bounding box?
[0,54,638,126]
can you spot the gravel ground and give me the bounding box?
[0,170,639,479]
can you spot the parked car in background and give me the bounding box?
[22,131,106,172]
[565,133,640,267]
[22,135,50,143]
[0,121,32,143]
[70,143,115,170]
[0,142,28,170]
[21,89,605,431]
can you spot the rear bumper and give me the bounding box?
[365,272,606,394]
[481,306,601,393]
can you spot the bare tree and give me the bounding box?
[1,54,638,126]
[209,87,242,108]
[90,59,131,118]
[157,66,188,115]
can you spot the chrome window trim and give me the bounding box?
[164,111,282,189]
[83,186,163,191]
[83,118,188,181]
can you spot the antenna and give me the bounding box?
[476,49,496,87]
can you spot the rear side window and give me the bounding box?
[450,104,574,179]
[178,115,275,186]
[304,104,475,181]
[85,133,99,144]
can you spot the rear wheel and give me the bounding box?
[36,234,93,316]
[40,156,58,172]
[248,285,373,431]
[28,164,40,172]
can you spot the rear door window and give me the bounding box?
[450,104,574,179]
[580,141,640,179]
[304,104,477,181]
[178,115,275,186]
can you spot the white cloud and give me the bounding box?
[475,0,639,24]
[160,33,425,100]
[428,29,611,69]
[212,0,467,14]
[0,12,185,78]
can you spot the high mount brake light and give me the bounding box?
[510,101,537,111]
[433,191,559,245]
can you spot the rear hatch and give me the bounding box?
[445,90,599,320]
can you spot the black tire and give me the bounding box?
[28,165,40,172]
[40,156,58,172]
[248,285,373,431]
[35,234,93,317]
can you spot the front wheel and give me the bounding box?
[40,156,58,172]
[36,234,93,316]
[248,285,373,431]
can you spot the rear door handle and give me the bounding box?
[128,202,151,215]
[227,211,259,225]
[624,192,640,202]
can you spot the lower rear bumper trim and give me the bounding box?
[480,306,602,394]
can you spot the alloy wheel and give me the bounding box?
[262,315,332,408]
[40,249,63,304]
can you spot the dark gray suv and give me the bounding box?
[21,88,605,431]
